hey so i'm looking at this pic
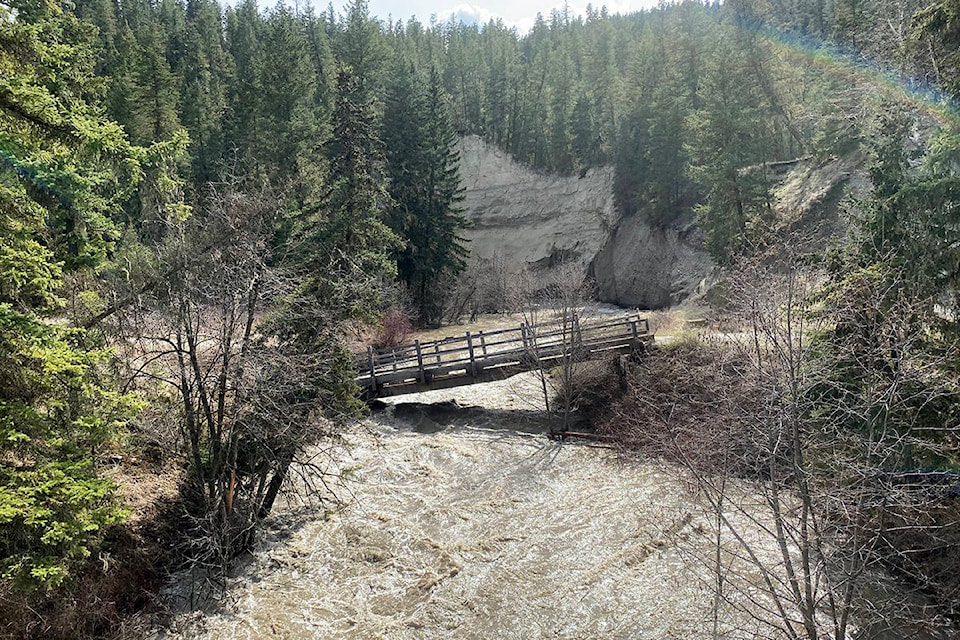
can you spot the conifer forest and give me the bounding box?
[2,0,960,636]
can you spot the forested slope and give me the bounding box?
[3,0,960,636]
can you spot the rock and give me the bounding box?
[589,214,716,309]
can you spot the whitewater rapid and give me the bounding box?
[152,374,737,639]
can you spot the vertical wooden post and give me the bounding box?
[521,323,529,350]
[367,345,377,390]
[434,341,442,365]
[479,331,488,357]
[415,339,425,383]
[630,320,639,351]
[466,331,476,376]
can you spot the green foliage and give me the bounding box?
[687,35,775,263]
[0,0,152,592]
[291,69,397,325]
[911,0,960,102]
[383,62,469,326]
[0,305,136,589]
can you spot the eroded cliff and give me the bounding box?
[458,135,714,309]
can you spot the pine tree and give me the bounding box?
[571,91,601,170]
[382,58,425,292]
[255,4,320,187]
[224,0,263,167]
[548,45,575,173]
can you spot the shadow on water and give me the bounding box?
[370,399,579,436]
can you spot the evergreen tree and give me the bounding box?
[548,45,575,173]
[255,4,320,187]
[333,0,386,102]
[293,69,396,324]
[180,0,232,183]
[383,64,468,325]
[0,0,144,589]
[224,0,263,167]
[687,36,774,263]
[382,58,424,290]
[416,67,469,324]
[911,0,960,101]
[571,90,601,170]
[130,20,181,145]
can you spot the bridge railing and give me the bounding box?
[355,314,650,391]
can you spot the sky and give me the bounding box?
[360,0,661,34]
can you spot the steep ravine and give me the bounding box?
[150,373,946,640]
[150,375,746,639]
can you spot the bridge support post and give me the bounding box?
[630,320,639,351]
[466,331,477,376]
[366,345,377,392]
[415,339,425,383]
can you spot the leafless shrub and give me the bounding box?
[606,248,960,638]
[374,308,415,347]
[598,339,767,478]
[101,178,355,604]
[445,252,521,321]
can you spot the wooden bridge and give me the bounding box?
[356,314,652,398]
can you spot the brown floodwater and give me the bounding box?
[149,374,946,640]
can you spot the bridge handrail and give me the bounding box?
[356,314,650,390]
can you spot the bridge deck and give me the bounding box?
[356,315,652,398]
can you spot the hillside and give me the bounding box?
[460,137,866,309]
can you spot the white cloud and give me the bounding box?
[434,0,654,34]
[435,3,499,25]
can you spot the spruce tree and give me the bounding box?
[130,20,181,145]
[417,67,469,324]
[687,36,773,263]
[180,0,232,184]
[383,64,468,325]
[333,0,386,103]
[0,0,144,589]
[293,69,396,324]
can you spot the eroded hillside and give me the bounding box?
[459,136,862,309]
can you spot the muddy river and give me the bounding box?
[150,373,942,640]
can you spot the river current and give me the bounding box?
[150,373,744,638]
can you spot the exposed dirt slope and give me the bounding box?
[458,137,864,309]
[458,136,619,283]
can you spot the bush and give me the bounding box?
[550,355,628,424]
[596,340,767,477]
[374,308,415,348]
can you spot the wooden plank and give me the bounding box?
[357,316,652,395]
[367,346,377,391]
[466,331,476,376]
